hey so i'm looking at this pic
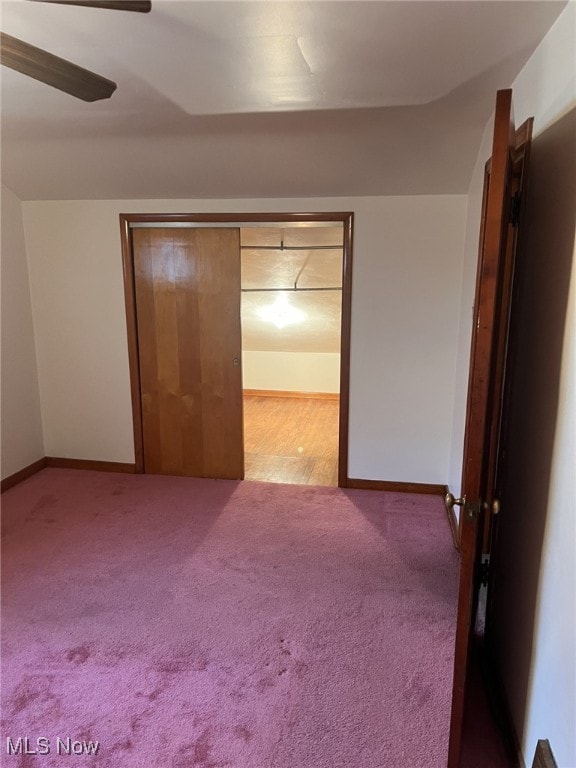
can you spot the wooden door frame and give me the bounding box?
[119,211,354,487]
[448,91,531,767]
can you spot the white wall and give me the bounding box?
[22,194,466,483]
[347,195,466,482]
[448,5,575,766]
[0,184,44,478]
[448,2,576,497]
[495,7,576,766]
[242,351,340,393]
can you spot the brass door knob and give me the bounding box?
[492,498,501,515]
[445,492,466,510]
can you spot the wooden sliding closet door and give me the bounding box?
[132,227,244,479]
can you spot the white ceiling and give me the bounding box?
[0,0,567,200]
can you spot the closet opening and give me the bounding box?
[120,212,353,488]
[240,222,344,486]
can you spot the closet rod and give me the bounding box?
[241,287,342,293]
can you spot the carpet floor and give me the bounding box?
[1,469,459,767]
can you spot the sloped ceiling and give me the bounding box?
[0,0,567,200]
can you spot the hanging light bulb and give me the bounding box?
[257,292,306,329]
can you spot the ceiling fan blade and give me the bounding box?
[0,33,117,102]
[27,0,151,11]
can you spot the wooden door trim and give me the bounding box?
[481,117,534,553]
[448,89,516,767]
[460,89,514,512]
[338,212,353,487]
[119,212,354,485]
[120,215,145,472]
[121,212,353,225]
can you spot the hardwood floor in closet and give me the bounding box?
[243,395,339,486]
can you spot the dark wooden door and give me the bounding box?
[132,227,244,480]
[447,90,533,767]
[482,117,533,562]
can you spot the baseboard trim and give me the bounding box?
[444,492,461,551]
[1,457,48,493]
[346,478,447,495]
[3,461,446,500]
[45,457,137,474]
[243,389,340,401]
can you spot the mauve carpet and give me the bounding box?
[1,469,459,767]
